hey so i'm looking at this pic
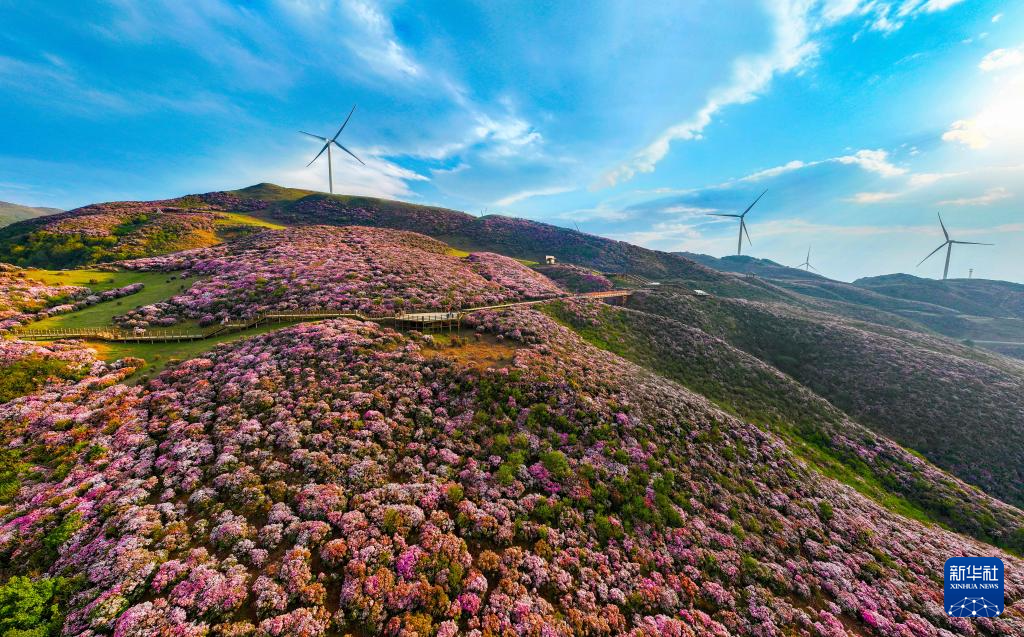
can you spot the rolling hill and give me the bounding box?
[630,287,1024,509]
[686,252,1024,360]
[0,200,61,227]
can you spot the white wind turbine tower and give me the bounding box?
[707,190,766,256]
[918,212,993,281]
[797,246,819,273]
[300,105,365,194]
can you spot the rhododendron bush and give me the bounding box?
[0,265,88,331]
[0,309,1020,636]
[116,226,563,325]
[533,263,614,293]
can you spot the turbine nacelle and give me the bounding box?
[707,189,766,256]
[918,212,994,280]
[301,104,365,194]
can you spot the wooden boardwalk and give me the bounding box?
[13,289,633,343]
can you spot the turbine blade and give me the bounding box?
[299,131,328,142]
[953,241,994,245]
[742,220,752,246]
[306,142,329,167]
[332,104,357,141]
[332,141,365,165]
[707,213,741,218]
[808,264,821,273]
[917,242,947,266]
[938,212,949,241]
[740,189,767,218]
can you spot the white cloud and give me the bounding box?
[909,171,964,187]
[660,204,720,214]
[919,0,965,12]
[847,191,902,203]
[942,119,991,149]
[430,162,470,176]
[835,149,907,176]
[731,148,903,186]
[474,114,543,158]
[938,187,1012,206]
[992,13,1003,23]
[739,160,810,182]
[979,46,1024,72]
[494,185,573,207]
[344,0,422,79]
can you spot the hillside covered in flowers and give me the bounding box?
[115,226,563,327]
[2,308,1022,636]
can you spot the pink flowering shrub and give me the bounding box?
[0,265,90,331]
[534,263,614,293]
[115,225,564,325]
[547,297,1024,552]
[0,308,1020,635]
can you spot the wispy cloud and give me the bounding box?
[847,191,902,203]
[494,185,573,207]
[344,0,423,80]
[938,187,1012,206]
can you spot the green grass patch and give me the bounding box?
[20,268,148,292]
[213,212,285,230]
[445,247,471,258]
[27,272,199,330]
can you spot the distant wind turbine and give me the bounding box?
[918,212,993,281]
[797,246,819,273]
[300,105,365,194]
[707,190,766,255]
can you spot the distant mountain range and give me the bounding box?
[0,200,60,227]
[680,252,1024,359]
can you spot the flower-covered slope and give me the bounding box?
[0,196,273,269]
[532,263,614,293]
[117,225,563,326]
[1,309,1021,636]
[632,288,1024,510]
[546,298,1024,552]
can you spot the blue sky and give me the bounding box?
[1,0,1022,282]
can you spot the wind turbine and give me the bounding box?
[797,246,819,273]
[918,212,993,280]
[707,189,766,255]
[300,105,365,194]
